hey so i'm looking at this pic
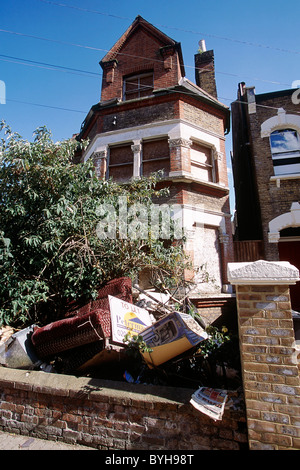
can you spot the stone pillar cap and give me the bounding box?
[228,259,300,285]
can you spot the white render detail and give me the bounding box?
[261,108,300,138]
[82,119,223,163]
[268,202,300,243]
[83,118,230,294]
[227,260,300,285]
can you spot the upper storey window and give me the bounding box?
[270,129,300,175]
[190,142,215,182]
[123,72,154,101]
[108,143,133,182]
[142,138,170,177]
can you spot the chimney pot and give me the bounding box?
[198,39,207,52]
[194,48,217,99]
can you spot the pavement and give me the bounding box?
[0,430,97,450]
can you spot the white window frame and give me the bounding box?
[270,128,300,176]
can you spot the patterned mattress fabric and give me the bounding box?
[67,277,133,317]
[31,277,133,362]
[31,309,111,359]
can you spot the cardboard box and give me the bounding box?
[140,312,208,367]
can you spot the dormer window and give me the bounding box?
[270,129,300,175]
[123,72,154,101]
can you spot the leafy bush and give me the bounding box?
[0,122,189,327]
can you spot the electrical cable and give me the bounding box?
[0,54,100,78]
[5,98,87,114]
[35,0,300,55]
[0,18,297,116]
[0,30,291,89]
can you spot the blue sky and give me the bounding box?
[1,0,299,209]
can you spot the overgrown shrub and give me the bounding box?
[0,122,189,327]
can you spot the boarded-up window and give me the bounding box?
[190,142,214,182]
[108,144,133,182]
[142,138,170,177]
[123,72,154,101]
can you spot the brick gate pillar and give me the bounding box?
[228,260,300,450]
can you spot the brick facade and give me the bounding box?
[100,19,183,102]
[231,84,300,312]
[231,85,300,258]
[76,16,234,302]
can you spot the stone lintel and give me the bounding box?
[227,259,300,285]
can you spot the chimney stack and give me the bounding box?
[195,40,217,99]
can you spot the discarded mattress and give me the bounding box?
[68,277,133,318]
[31,277,133,362]
[31,309,110,358]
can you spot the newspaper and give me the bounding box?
[190,387,228,421]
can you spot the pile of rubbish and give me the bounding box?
[0,277,209,375]
[0,277,244,420]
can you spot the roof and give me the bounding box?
[100,15,185,77]
[255,88,297,103]
[78,78,230,139]
[176,77,229,111]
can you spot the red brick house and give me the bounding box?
[231,82,300,312]
[77,16,234,321]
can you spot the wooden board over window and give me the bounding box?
[108,144,133,182]
[123,72,154,101]
[142,138,170,177]
[190,142,214,182]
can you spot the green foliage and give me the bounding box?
[198,325,230,359]
[0,122,189,327]
[156,326,241,389]
[123,332,153,354]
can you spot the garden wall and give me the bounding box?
[0,367,248,450]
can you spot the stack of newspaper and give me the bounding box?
[190,387,228,421]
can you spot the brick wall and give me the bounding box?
[228,260,300,450]
[232,89,300,260]
[0,368,248,450]
[100,24,183,102]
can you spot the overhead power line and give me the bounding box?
[6,98,87,114]
[5,86,300,119]
[0,54,100,78]
[0,29,292,89]
[0,28,108,53]
[36,0,300,55]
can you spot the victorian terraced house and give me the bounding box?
[231,83,300,315]
[76,16,234,323]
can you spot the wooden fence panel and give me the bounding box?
[234,240,263,262]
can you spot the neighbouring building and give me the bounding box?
[76,16,234,323]
[231,83,300,313]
